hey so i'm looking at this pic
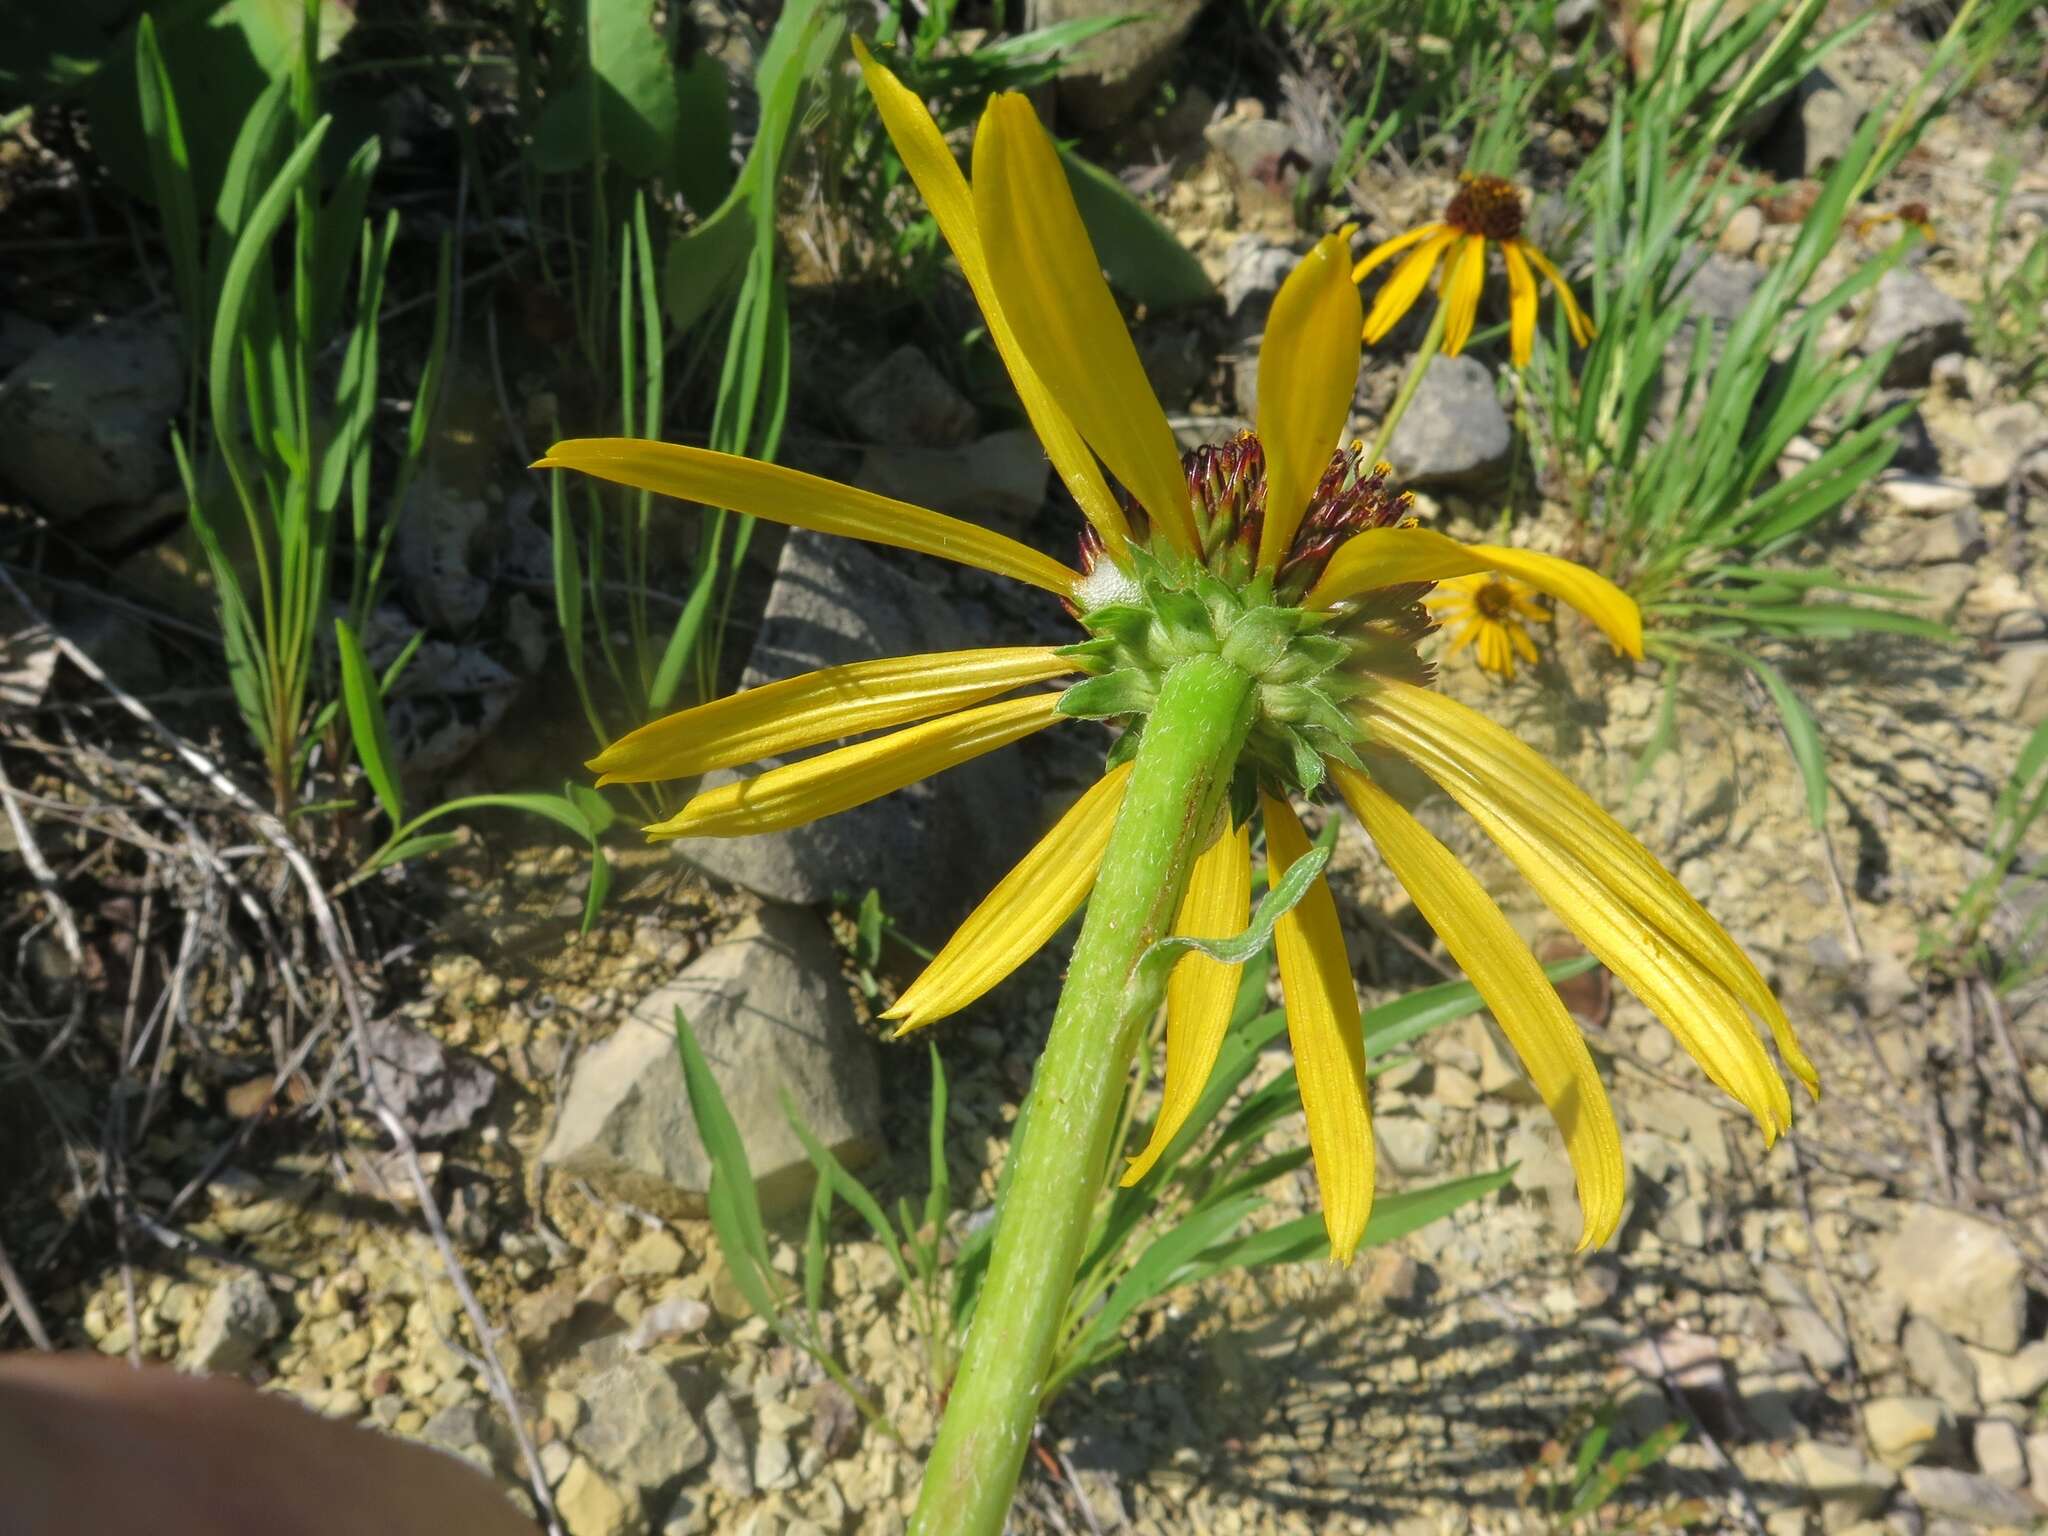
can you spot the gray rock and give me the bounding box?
[1770,68,1863,179]
[1861,269,1970,388]
[1203,111,1305,225]
[421,1400,516,1474]
[1878,1206,2029,1353]
[1970,1340,2048,1406]
[1221,236,1300,330]
[541,905,882,1217]
[1381,355,1512,489]
[0,311,56,375]
[2000,643,2048,728]
[1902,1317,1980,1413]
[0,316,182,521]
[1375,1114,1441,1174]
[1027,0,1203,130]
[1793,1439,1898,1521]
[186,1271,282,1374]
[395,472,497,633]
[1780,1303,1852,1378]
[1681,252,1765,322]
[673,528,1041,940]
[362,1016,497,1141]
[838,345,975,449]
[1896,509,1986,568]
[703,1391,755,1499]
[1899,1465,2041,1527]
[571,1357,711,1495]
[1864,1395,1958,1470]
[853,429,1048,541]
[1970,1420,2027,1491]
[2029,1433,2048,1509]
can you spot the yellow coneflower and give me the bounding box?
[1353,173,1595,367]
[1429,571,1552,679]
[537,49,1813,1268]
[1856,201,1936,243]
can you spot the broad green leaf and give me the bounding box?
[1057,143,1214,310]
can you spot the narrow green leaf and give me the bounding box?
[674,1008,772,1270]
[334,617,405,827]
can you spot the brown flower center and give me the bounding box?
[1443,175,1524,241]
[1474,578,1515,619]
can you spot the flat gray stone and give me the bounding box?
[1769,68,1863,179]
[571,1357,710,1497]
[837,344,975,449]
[541,905,881,1216]
[853,429,1048,541]
[1381,355,1512,489]
[1221,236,1299,330]
[675,528,1041,941]
[1028,0,1202,129]
[362,1016,497,1141]
[1903,1316,1981,1414]
[185,1271,281,1374]
[0,316,182,521]
[1901,1465,2042,1527]
[1878,1205,2029,1353]
[1861,268,1969,388]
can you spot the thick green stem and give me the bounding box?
[1366,297,1449,466]
[909,655,1256,1535]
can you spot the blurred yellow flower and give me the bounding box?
[1354,173,1594,367]
[1856,201,1936,243]
[537,49,1811,1264]
[1430,571,1552,679]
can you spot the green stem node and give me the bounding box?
[907,654,1258,1535]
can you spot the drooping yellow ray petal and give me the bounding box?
[1256,237,1364,571]
[970,94,1196,553]
[852,42,1131,561]
[644,693,1061,841]
[1501,239,1539,369]
[1333,765,1624,1248]
[1440,235,1487,356]
[534,439,1078,597]
[1351,221,1445,283]
[1122,818,1252,1185]
[589,646,1075,786]
[1306,525,1642,659]
[885,762,1133,1032]
[1361,693,1798,1131]
[1520,243,1595,347]
[1262,793,1374,1263]
[1369,681,1816,1097]
[1362,228,1459,343]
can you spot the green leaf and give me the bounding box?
[785,1101,914,1295]
[376,831,464,864]
[1134,819,1337,981]
[1362,953,1601,1058]
[674,1007,771,1272]
[334,618,405,827]
[923,1043,951,1238]
[364,792,612,932]
[1056,144,1213,311]
[1729,649,1829,829]
[1054,668,1157,720]
[134,15,204,365]
[672,48,734,214]
[1201,1165,1517,1271]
